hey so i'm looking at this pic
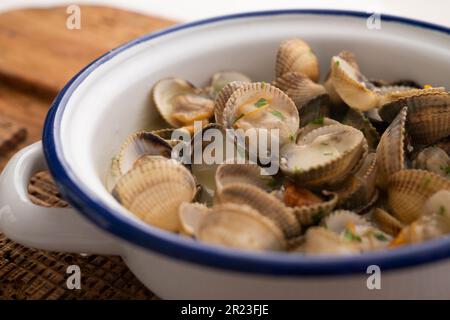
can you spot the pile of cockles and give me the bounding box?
[109,38,450,255]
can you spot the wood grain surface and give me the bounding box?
[0,5,176,299]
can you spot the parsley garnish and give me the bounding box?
[438,206,446,216]
[271,109,285,120]
[261,81,267,89]
[310,117,324,125]
[323,152,333,156]
[374,232,388,241]
[254,98,268,108]
[343,229,362,242]
[293,166,302,174]
[335,60,340,67]
[289,134,295,142]
[266,178,278,188]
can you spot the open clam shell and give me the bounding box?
[329,55,379,111]
[272,72,330,127]
[215,182,301,239]
[222,82,300,147]
[214,81,246,124]
[152,77,214,128]
[372,207,404,236]
[290,190,338,227]
[214,163,275,194]
[333,153,378,213]
[196,203,286,251]
[112,158,197,232]
[413,146,450,178]
[275,38,319,81]
[376,107,408,190]
[296,117,340,142]
[378,91,450,145]
[387,169,450,223]
[209,71,251,99]
[280,124,366,187]
[178,202,209,236]
[342,108,380,151]
[115,131,173,176]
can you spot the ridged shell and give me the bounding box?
[151,128,188,147]
[152,77,214,127]
[291,191,338,227]
[222,82,300,146]
[324,51,359,107]
[372,207,404,236]
[214,163,274,193]
[178,202,209,236]
[116,131,172,175]
[209,71,251,99]
[214,81,246,124]
[275,38,319,81]
[376,107,407,190]
[378,92,450,144]
[281,124,366,187]
[387,169,450,223]
[342,108,380,151]
[378,87,445,111]
[112,158,197,231]
[330,56,379,111]
[197,203,286,251]
[215,183,301,238]
[272,72,330,127]
[302,227,360,255]
[333,153,378,213]
[296,117,340,142]
[413,147,450,178]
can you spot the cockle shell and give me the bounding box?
[333,153,378,213]
[390,190,450,247]
[291,191,338,227]
[214,163,275,193]
[112,158,197,231]
[280,124,366,187]
[342,108,380,151]
[275,38,320,81]
[387,169,450,223]
[321,210,370,233]
[178,202,209,236]
[378,91,450,145]
[329,55,379,111]
[214,81,246,124]
[215,182,301,239]
[221,82,300,147]
[372,207,404,236]
[196,203,286,251]
[152,77,214,128]
[296,117,340,142]
[376,107,407,190]
[413,146,450,178]
[115,131,173,175]
[209,71,251,99]
[272,72,330,127]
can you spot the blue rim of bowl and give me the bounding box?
[43,9,450,276]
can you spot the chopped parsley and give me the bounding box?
[310,117,324,125]
[254,98,268,108]
[438,206,446,216]
[289,134,295,143]
[293,166,302,174]
[343,229,362,242]
[441,165,450,176]
[261,81,267,89]
[323,152,333,156]
[335,60,340,67]
[266,178,278,188]
[271,110,285,120]
[373,232,389,241]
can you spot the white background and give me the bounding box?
[0,0,449,27]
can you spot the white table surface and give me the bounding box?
[0,0,449,27]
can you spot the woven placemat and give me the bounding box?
[0,171,157,299]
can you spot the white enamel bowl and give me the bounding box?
[0,10,449,299]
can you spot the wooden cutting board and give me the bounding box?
[0,5,176,299]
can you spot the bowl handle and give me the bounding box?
[0,142,121,255]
